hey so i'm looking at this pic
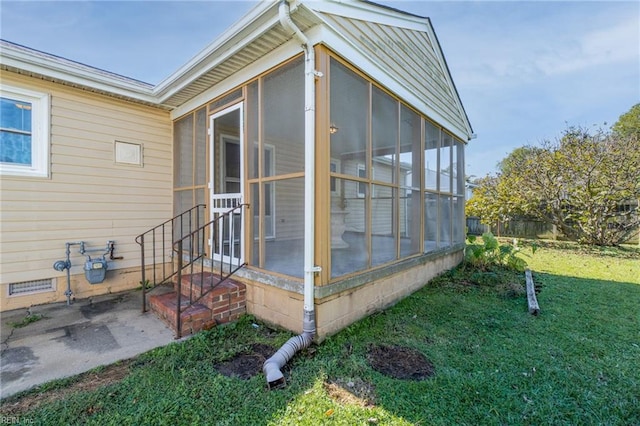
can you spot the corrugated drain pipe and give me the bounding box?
[263,0,319,389]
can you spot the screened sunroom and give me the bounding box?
[162,0,473,338]
[172,40,469,336]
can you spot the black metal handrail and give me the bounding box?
[135,204,206,312]
[173,203,248,338]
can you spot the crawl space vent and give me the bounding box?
[9,278,54,296]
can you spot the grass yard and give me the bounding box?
[2,241,639,425]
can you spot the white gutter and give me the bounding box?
[0,40,157,105]
[263,0,320,389]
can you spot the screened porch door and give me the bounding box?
[209,103,244,266]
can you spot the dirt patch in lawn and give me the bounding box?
[0,360,131,416]
[214,343,275,380]
[367,344,435,380]
[325,377,376,407]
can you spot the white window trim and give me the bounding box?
[251,141,276,240]
[356,163,377,198]
[357,163,366,198]
[0,85,50,178]
[330,158,340,195]
[220,134,241,191]
[263,143,276,240]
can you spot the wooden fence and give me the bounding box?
[466,216,639,244]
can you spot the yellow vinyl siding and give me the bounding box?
[0,72,172,291]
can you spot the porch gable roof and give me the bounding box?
[0,0,472,139]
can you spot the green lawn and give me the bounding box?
[3,242,639,425]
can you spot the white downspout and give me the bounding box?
[263,0,320,389]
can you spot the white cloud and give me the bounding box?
[434,3,639,92]
[535,15,639,76]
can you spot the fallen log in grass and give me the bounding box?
[525,269,540,315]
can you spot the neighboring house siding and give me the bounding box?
[273,177,304,241]
[265,134,305,242]
[319,13,468,138]
[341,159,366,233]
[338,159,399,236]
[0,72,172,294]
[269,137,304,177]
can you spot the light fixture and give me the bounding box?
[329,124,339,134]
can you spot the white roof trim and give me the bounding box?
[306,0,428,31]
[422,21,474,138]
[153,0,279,100]
[0,40,157,104]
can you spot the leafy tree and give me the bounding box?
[612,103,640,140]
[466,149,536,229]
[466,176,513,228]
[468,125,640,246]
[496,146,542,175]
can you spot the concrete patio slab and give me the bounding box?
[1,290,175,399]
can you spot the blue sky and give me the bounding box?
[1,0,638,178]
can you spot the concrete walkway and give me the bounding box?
[1,290,175,399]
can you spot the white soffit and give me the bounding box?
[156,1,322,109]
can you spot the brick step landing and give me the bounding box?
[149,273,246,337]
[173,271,237,301]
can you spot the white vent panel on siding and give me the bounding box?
[8,278,55,296]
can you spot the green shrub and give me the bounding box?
[466,232,527,272]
